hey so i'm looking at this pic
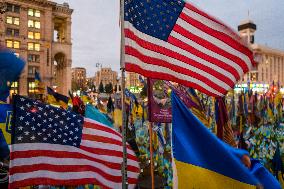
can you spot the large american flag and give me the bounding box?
[9,95,140,189]
[124,0,255,97]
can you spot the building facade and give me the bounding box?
[0,0,73,96]
[126,72,141,88]
[95,67,118,87]
[71,67,86,91]
[238,20,284,92]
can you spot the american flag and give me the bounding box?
[124,0,255,97]
[9,95,140,189]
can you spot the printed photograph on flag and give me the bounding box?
[148,79,172,123]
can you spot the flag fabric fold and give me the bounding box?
[124,0,254,97]
[171,92,259,188]
[10,95,140,189]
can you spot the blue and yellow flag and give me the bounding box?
[171,92,259,188]
[0,103,12,144]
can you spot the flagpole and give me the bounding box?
[149,122,155,189]
[120,0,128,188]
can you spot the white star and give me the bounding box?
[54,123,58,126]
[37,114,42,118]
[69,137,72,141]
[32,117,35,121]
[24,131,29,135]
[31,126,36,131]
[53,129,57,133]
[77,119,81,123]
[65,126,69,130]
[72,115,76,118]
[74,136,78,140]
[58,134,62,138]
[30,135,36,140]
[47,133,51,137]
[20,98,25,102]
[48,124,52,128]
[26,103,31,107]
[37,123,41,127]
[26,112,30,116]
[62,112,66,116]
[73,143,77,146]
[53,138,57,142]
[75,128,79,132]
[59,128,63,131]
[55,115,59,119]
[45,105,50,108]
[17,136,23,141]
[20,106,25,110]
[63,139,67,143]
[37,132,42,136]
[18,126,23,131]
[69,131,73,135]
[48,118,53,121]
[44,112,48,116]
[67,117,71,121]
[43,119,47,123]
[25,121,30,125]
[43,137,47,141]
[64,133,68,136]
[50,109,54,113]
[38,107,43,111]
[60,121,64,124]
[19,116,24,120]
[70,123,74,126]
[42,128,46,132]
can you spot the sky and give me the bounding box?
[53,0,284,77]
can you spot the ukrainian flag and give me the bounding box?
[0,103,12,144]
[171,92,259,188]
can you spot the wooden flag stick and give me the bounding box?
[149,122,155,189]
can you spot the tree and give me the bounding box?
[99,81,104,93]
[105,82,113,94]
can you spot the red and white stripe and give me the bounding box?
[124,2,255,97]
[9,118,140,189]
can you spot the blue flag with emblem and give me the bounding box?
[171,92,259,188]
[0,103,13,144]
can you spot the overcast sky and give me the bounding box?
[54,0,284,77]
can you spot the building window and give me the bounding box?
[28,9,40,18]
[7,4,20,13]
[28,20,34,27]
[34,43,40,51]
[10,82,19,96]
[34,32,40,39]
[7,16,20,25]
[14,41,20,49]
[28,81,36,95]
[6,40,20,49]
[28,31,34,39]
[28,20,40,29]
[28,54,40,63]
[28,31,40,40]
[28,43,40,51]
[28,66,39,76]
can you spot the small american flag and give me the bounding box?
[10,95,140,189]
[124,0,255,97]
